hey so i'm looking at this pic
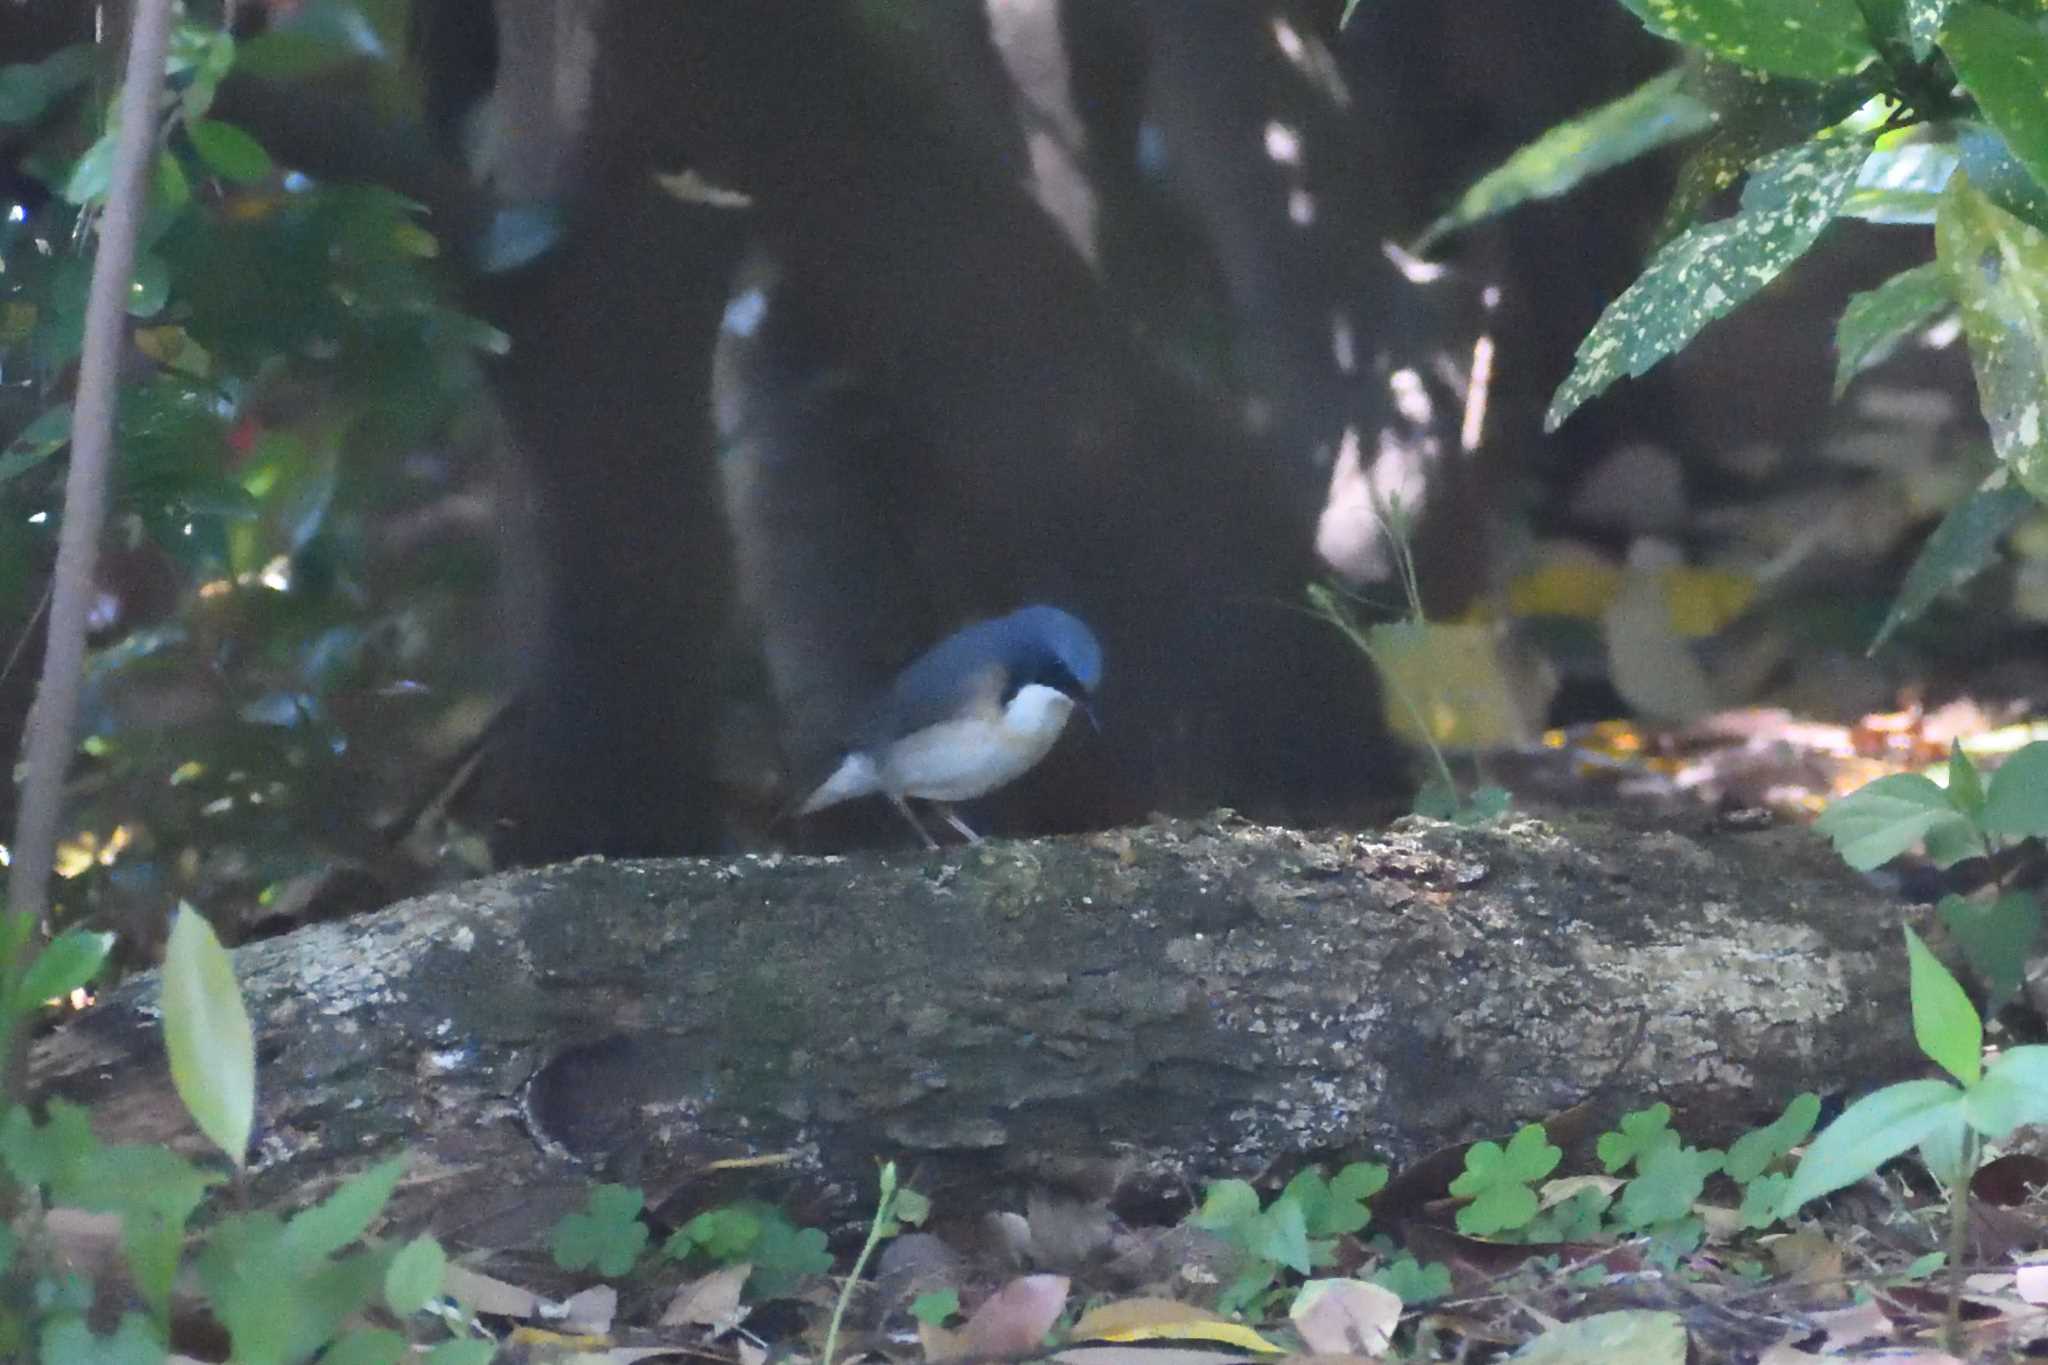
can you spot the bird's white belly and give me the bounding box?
[885,685,1075,801]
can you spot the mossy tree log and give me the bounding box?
[33,814,1915,1249]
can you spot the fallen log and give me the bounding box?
[32,812,1918,1249]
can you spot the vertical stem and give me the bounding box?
[3,0,176,1080]
[1943,1129,1977,1358]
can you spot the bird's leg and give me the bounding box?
[887,792,941,849]
[937,804,983,843]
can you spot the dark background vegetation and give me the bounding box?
[0,0,2017,954]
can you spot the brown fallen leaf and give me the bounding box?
[1807,1298,1891,1352]
[443,1262,545,1318]
[1513,1310,1685,1365]
[660,1261,752,1330]
[926,1274,1070,1362]
[1054,1348,1258,1365]
[559,1284,618,1336]
[1289,1280,1400,1357]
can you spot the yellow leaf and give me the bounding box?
[1507,559,1623,620]
[1073,1298,1282,1353]
[1660,566,1757,638]
[1368,620,1551,750]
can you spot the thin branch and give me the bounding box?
[6,2,175,944]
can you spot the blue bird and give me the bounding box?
[796,606,1104,847]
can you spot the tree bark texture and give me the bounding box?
[34,814,1918,1248]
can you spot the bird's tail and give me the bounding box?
[791,752,881,817]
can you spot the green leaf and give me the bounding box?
[0,1100,96,1191]
[1725,1093,1822,1182]
[1938,173,2048,501]
[1596,1103,1679,1174]
[126,253,169,320]
[550,1184,647,1277]
[3,404,74,477]
[667,1206,763,1262]
[423,1338,497,1365]
[1547,136,1869,430]
[1523,1186,1612,1242]
[1908,925,1982,1084]
[1738,1171,1790,1227]
[1813,772,1977,869]
[1943,5,2048,198]
[1371,1255,1451,1304]
[385,1235,446,1316]
[1191,1179,1262,1231]
[321,1329,409,1365]
[1618,1144,1725,1227]
[910,1288,960,1325]
[746,1218,831,1297]
[1249,1195,1312,1275]
[1616,0,1881,78]
[1420,70,1713,248]
[0,46,94,126]
[1871,472,2034,651]
[62,131,117,206]
[1966,1043,2048,1135]
[153,150,190,218]
[282,1156,406,1263]
[1834,262,1951,395]
[161,902,254,1167]
[187,120,275,185]
[1982,740,2048,836]
[1938,891,2041,1012]
[892,1184,931,1227]
[1914,1101,1972,1184]
[1958,124,2048,235]
[38,1312,162,1365]
[1450,1124,1561,1236]
[14,930,115,1012]
[1777,1078,1966,1215]
[1949,740,1988,817]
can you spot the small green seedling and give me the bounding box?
[1780,926,2048,1351]
[550,1184,650,1277]
[1189,1161,1389,1314]
[1816,740,2048,1011]
[663,1201,833,1297]
[1449,1124,1560,1236]
[823,1162,929,1365]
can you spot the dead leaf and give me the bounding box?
[1766,1230,1844,1293]
[660,1262,752,1330]
[1807,1299,1891,1352]
[560,1283,618,1335]
[1055,1349,1259,1365]
[1289,1280,1400,1357]
[1534,1176,1620,1209]
[2016,1260,2048,1303]
[443,1263,544,1318]
[928,1274,1070,1361]
[1511,1310,1685,1365]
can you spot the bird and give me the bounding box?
[794,605,1103,848]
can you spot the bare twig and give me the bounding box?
[4,3,175,985]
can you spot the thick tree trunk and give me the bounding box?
[34,813,1916,1250]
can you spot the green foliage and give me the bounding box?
[1938,890,2040,1012]
[1617,1144,1725,1228]
[0,930,476,1364]
[1418,71,1713,248]
[825,1162,924,1365]
[663,1202,833,1298]
[1449,1124,1560,1236]
[911,1288,962,1325]
[2,6,505,948]
[1188,1163,1388,1314]
[1545,137,1870,432]
[550,1184,650,1278]
[1616,0,1879,80]
[1724,1093,1820,1182]
[1834,262,1952,396]
[1813,771,1977,870]
[161,901,255,1167]
[1781,927,2048,1220]
[1431,0,2048,622]
[1596,1102,1678,1173]
[1371,1254,1451,1304]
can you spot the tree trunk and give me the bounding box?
[34,812,1916,1250]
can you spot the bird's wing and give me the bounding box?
[858,646,1011,750]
